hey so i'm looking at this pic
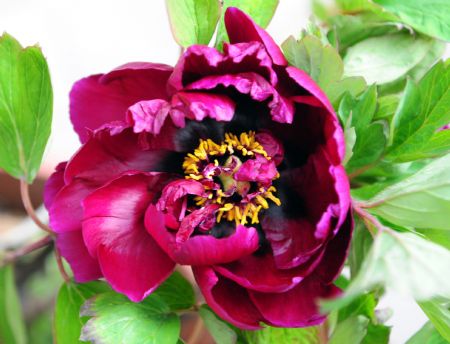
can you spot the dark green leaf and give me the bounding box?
[214,0,279,49]
[54,280,111,344]
[0,265,26,344]
[361,324,391,344]
[348,220,374,278]
[152,271,195,311]
[199,305,237,344]
[343,33,433,85]
[80,291,180,344]
[364,153,450,230]
[407,321,448,344]
[419,299,450,342]
[166,0,221,47]
[387,61,450,162]
[0,33,53,183]
[373,0,450,41]
[329,315,369,344]
[323,231,450,312]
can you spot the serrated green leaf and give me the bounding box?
[166,0,221,47]
[0,266,26,344]
[80,291,180,344]
[373,95,399,121]
[322,231,450,312]
[343,33,433,85]
[338,86,377,129]
[373,0,450,41]
[407,321,448,344]
[364,153,450,230]
[387,61,450,162]
[419,299,450,342]
[0,33,53,183]
[152,271,195,311]
[54,280,111,344]
[329,315,369,344]
[199,305,237,344]
[214,0,279,50]
[361,324,391,344]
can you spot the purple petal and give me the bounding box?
[145,205,259,265]
[56,230,102,282]
[224,7,287,66]
[82,173,175,302]
[70,62,173,143]
[193,266,264,330]
[249,277,341,327]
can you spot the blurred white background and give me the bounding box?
[1,0,428,342]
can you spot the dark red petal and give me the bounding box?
[255,131,284,165]
[55,231,102,282]
[145,205,259,265]
[43,162,67,209]
[82,173,175,302]
[70,62,173,143]
[249,277,341,327]
[224,7,287,66]
[193,266,264,330]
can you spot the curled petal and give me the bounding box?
[70,62,173,142]
[82,173,175,302]
[234,155,278,183]
[177,204,219,243]
[145,205,259,265]
[193,266,264,330]
[255,131,284,165]
[126,99,172,134]
[249,277,341,327]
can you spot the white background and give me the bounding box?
[1,1,429,342]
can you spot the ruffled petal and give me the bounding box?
[82,173,175,302]
[234,155,278,183]
[249,277,341,327]
[55,230,102,282]
[70,62,173,142]
[145,205,259,265]
[255,131,284,165]
[126,99,172,134]
[193,266,264,330]
[224,7,287,66]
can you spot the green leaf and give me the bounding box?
[361,324,391,344]
[54,280,111,344]
[199,305,237,344]
[322,231,450,312]
[348,220,374,278]
[0,266,26,344]
[329,315,369,344]
[240,326,320,344]
[387,61,450,162]
[372,0,450,41]
[407,321,448,344]
[214,0,279,50]
[80,291,180,344]
[326,77,367,108]
[419,299,450,342]
[415,228,450,250]
[0,33,53,183]
[409,40,446,82]
[364,153,450,230]
[373,95,399,121]
[151,271,195,311]
[166,0,221,47]
[343,33,433,85]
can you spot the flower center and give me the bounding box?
[183,132,281,225]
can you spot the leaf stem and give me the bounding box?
[318,321,329,344]
[352,201,388,235]
[187,315,204,344]
[20,179,54,235]
[54,246,71,283]
[1,235,52,266]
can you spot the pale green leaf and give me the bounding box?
[54,280,111,344]
[0,266,26,344]
[241,325,320,344]
[326,77,367,108]
[419,299,450,342]
[329,315,369,344]
[365,153,450,230]
[214,0,279,49]
[415,228,450,250]
[0,33,53,182]
[199,305,237,344]
[343,33,433,84]
[373,0,450,41]
[373,95,399,121]
[166,0,221,47]
[407,321,448,344]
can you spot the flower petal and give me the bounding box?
[55,230,102,282]
[70,62,173,142]
[193,266,264,329]
[82,173,175,302]
[224,7,287,66]
[145,205,259,265]
[249,277,341,327]
[126,99,172,134]
[44,162,67,209]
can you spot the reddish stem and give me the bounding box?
[54,246,71,283]
[1,235,52,266]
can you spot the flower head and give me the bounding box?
[45,7,352,329]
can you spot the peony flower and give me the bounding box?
[45,7,352,329]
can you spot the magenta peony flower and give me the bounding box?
[45,8,352,329]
